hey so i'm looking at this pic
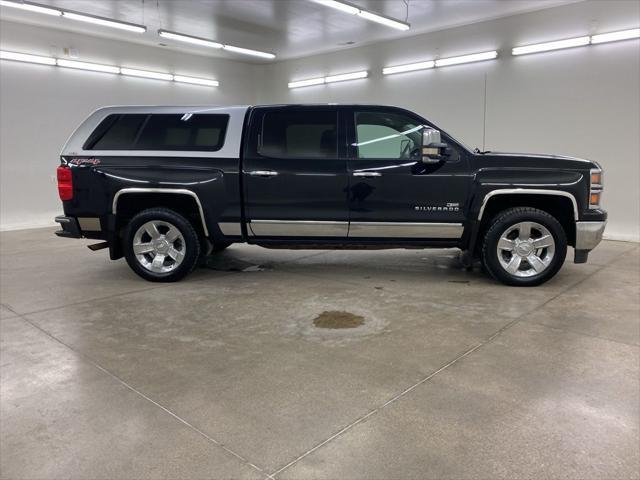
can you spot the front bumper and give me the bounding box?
[575,221,607,250]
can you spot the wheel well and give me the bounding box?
[477,194,576,250]
[114,193,206,237]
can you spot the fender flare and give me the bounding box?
[477,188,579,221]
[112,188,209,236]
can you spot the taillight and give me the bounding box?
[57,166,73,201]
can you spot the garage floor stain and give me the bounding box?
[313,311,365,329]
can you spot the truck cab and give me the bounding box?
[55,104,607,285]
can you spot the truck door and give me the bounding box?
[346,107,471,240]
[243,106,349,238]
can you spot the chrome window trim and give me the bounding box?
[349,222,464,238]
[478,188,579,220]
[112,188,209,236]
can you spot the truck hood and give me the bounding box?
[475,151,600,170]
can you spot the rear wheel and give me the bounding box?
[123,208,200,282]
[481,207,567,286]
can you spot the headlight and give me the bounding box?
[589,168,603,209]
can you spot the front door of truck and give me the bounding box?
[346,107,471,240]
[243,106,349,239]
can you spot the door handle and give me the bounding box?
[353,171,382,178]
[247,170,279,177]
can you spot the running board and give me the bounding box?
[87,242,109,251]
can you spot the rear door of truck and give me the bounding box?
[242,105,349,239]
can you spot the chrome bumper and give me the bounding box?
[575,221,606,250]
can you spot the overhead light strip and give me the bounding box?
[0,49,219,88]
[0,50,56,65]
[591,28,640,44]
[158,30,275,59]
[310,0,410,31]
[62,11,146,33]
[0,0,146,32]
[288,70,368,88]
[382,51,496,76]
[57,59,121,74]
[513,28,639,55]
[0,0,60,15]
[435,50,498,67]
[512,36,590,56]
[121,67,173,81]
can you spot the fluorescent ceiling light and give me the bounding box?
[158,29,274,59]
[288,71,367,88]
[0,50,56,65]
[158,30,223,49]
[357,10,410,31]
[56,59,120,74]
[174,75,219,87]
[325,71,368,83]
[0,0,61,16]
[435,50,498,67]
[591,28,640,44]
[288,77,326,88]
[223,45,275,59]
[383,60,434,75]
[121,68,173,81]
[62,11,146,33]
[310,0,359,15]
[310,0,410,31]
[512,36,590,56]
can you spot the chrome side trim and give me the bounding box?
[248,220,348,237]
[575,221,606,250]
[219,222,242,236]
[77,217,101,231]
[112,188,209,236]
[349,222,464,238]
[478,188,579,220]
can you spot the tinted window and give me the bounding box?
[136,114,227,151]
[354,111,424,160]
[89,114,146,150]
[259,110,337,158]
[86,113,228,151]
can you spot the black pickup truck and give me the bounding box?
[55,104,606,285]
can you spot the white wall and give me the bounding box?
[0,21,258,230]
[2,1,639,240]
[256,0,640,241]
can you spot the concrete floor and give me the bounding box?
[1,227,639,480]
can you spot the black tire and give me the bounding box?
[481,207,567,286]
[123,208,201,282]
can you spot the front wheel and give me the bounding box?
[123,208,201,282]
[481,207,567,286]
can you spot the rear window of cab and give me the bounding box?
[83,113,229,151]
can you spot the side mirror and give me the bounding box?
[422,128,448,164]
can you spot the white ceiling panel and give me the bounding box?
[0,0,582,62]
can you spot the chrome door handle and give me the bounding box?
[247,170,279,177]
[353,171,382,178]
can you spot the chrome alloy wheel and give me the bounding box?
[132,220,186,274]
[496,221,555,278]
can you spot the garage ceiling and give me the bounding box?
[1,0,581,61]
